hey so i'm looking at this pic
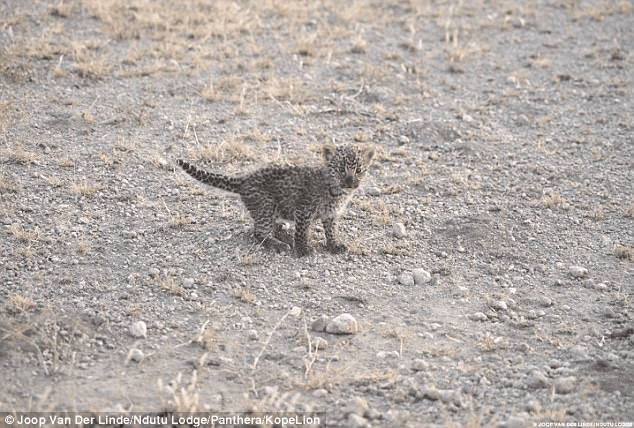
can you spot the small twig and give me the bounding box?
[252,307,301,371]
[161,197,174,223]
[193,124,200,145]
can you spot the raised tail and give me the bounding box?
[176,159,243,193]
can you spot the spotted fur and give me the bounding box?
[177,144,375,257]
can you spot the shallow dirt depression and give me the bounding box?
[0,0,633,427]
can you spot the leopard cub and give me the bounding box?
[177,144,375,257]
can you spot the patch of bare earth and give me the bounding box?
[1,0,633,426]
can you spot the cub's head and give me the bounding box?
[323,144,375,189]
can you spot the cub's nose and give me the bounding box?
[343,176,357,188]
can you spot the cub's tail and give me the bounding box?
[176,159,243,193]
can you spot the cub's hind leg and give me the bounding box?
[244,197,291,253]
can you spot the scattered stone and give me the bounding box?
[261,385,278,396]
[377,350,400,360]
[525,399,542,414]
[498,415,528,428]
[326,313,359,334]
[492,300,508,311]
[393,222,407,238]
[595,282,608,291]
[548,359,563,369]
[365,408,381,420]
[553,376,576,394]
[469,312,488,321]
[526,371,549,389]
[412,359,430,371]
[452,286,469,297]
[129,321,147,338]
[312,389,328,398]
[127,348,144,363]
[398,271,415,286]
[365,186,381,196]
[569,265,588,278]
[568,344,590,360]
[539,296,553,307]
[412,268,431,285]
[345,396,369,417]
[398,135,410,144]
[347,414,368,428]
[313,336,329,350]
[311,315,330,332]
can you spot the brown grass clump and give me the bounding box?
[0,175,20,193]
[72,181,100,196]
[9,145,39,165]
[614,245,634,262]
[187,139,255,164]
[7,293,37,314]
[9,225,44,243]
[232,288,256,303]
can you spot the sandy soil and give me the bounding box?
[1,0,633,427]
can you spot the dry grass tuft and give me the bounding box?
[614,245,634,262]
[232,288,256,303]
[0,175,20,193]
[9,145,39,166]
[187,139,255,164]
[17,246,36,259]
[160,276,186,296]
[9,225,44,243]
[7,293,37,314]
[72,181,100,196]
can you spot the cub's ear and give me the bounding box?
[322,144,337,161]
[362,146,375,163]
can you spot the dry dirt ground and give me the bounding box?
[1,0,633,427]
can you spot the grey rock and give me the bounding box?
[498,415,528,428]
[311,315,329,332]
[393,222,407,238]
[347,414,368,428]
[365,186,381,196]
[398,271,415,286]
[526,370,549,389]
[127,348,144,362]
[469,312,488,321]
[568,344,590,360]
[326,313,359,334]
[412,268,431,285]
[129,321,147,338]
[312,389,328,398]
[569,265,588,278]
[492,300,508,311]
[346,396,369,416]
[553,376,576,394]
[412,358,430,371]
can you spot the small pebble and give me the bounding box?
[128,348,144,362]
[412,358,430,371]
[569,265,588,278]
[469,312,488,321]
[393,222,407,238]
